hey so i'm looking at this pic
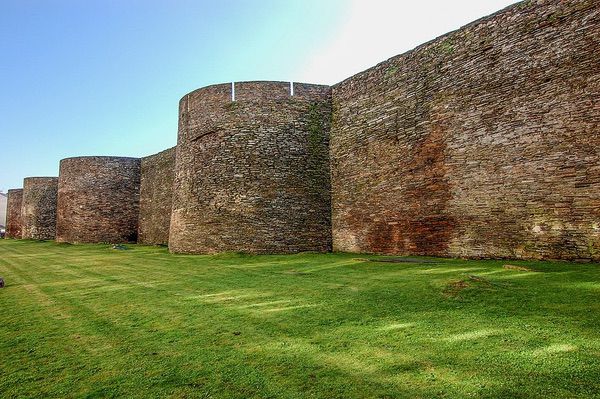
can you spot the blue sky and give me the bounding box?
[0,0,516,192]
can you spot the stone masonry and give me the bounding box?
[56,156,141,244]
[6,189,24,239]
[4,0,599,261]
[21,177,58,240]
[138,147,176,245]
[169,81,332,254]
[330,0,600,260]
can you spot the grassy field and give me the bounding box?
[0,240,599,398]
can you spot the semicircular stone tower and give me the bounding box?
[170,81,332,254]
[6,189,24,239]
[56,156,141,244]
[22,177,58,240]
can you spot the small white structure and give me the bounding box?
[0,191,7,228]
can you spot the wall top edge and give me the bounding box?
[23,177,59,182]
[60,156,141,163]
[142,146,176,161]
[181,80,332,103]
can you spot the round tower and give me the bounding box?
[169,81,332,254]
[56,156,141,243]
[6,189,24,239]
[21,177,58,240]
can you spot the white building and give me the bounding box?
[0,191,7,228]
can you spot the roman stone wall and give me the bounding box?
[6,189,23,239]
[138,147,176,245]
[330,0,600,260]
[56,156,141,244]
[169,81,332,254]
[4,0,597,260]
[21,177,58,240]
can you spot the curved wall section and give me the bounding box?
[6,189,24,239]
[56,156,141,243]
[21,177,58,240]
[330,0,600,260]
[169,81,332,254]
[138,147,176,245]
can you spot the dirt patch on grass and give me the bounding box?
[443,280,470,297]
[443,275,502,298]
[354,257,437,264]
[503,264,534,272]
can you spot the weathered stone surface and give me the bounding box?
[56,156,141,244]
[4,1,596,261]
[169,81,332,254]
[138,147,175,245]
[5,189,23,239]
[331,0,600,260]
[21,177,58,240]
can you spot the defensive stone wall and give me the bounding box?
[169,81,332,254]
[56,156,141,244]
[330,0,600,260]
[21,177,58,240]
[6,189,23,239]
[138,147,176,245]
[5,0,599,261]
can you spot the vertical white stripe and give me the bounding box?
[290,81,294,96]
[231,82,235,101]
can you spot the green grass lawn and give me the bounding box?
[0,240,599,398]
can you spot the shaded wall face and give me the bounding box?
[138,147,176,245]
[331,0,600,260]
[6,189,23,239]
[56,157,141,244]
[170,82,332,254]
[21,178,58,240]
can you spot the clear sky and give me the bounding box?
[0,0,516,192]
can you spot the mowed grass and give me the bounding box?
[0,240,599,399]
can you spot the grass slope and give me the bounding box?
[0,240,599,398]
